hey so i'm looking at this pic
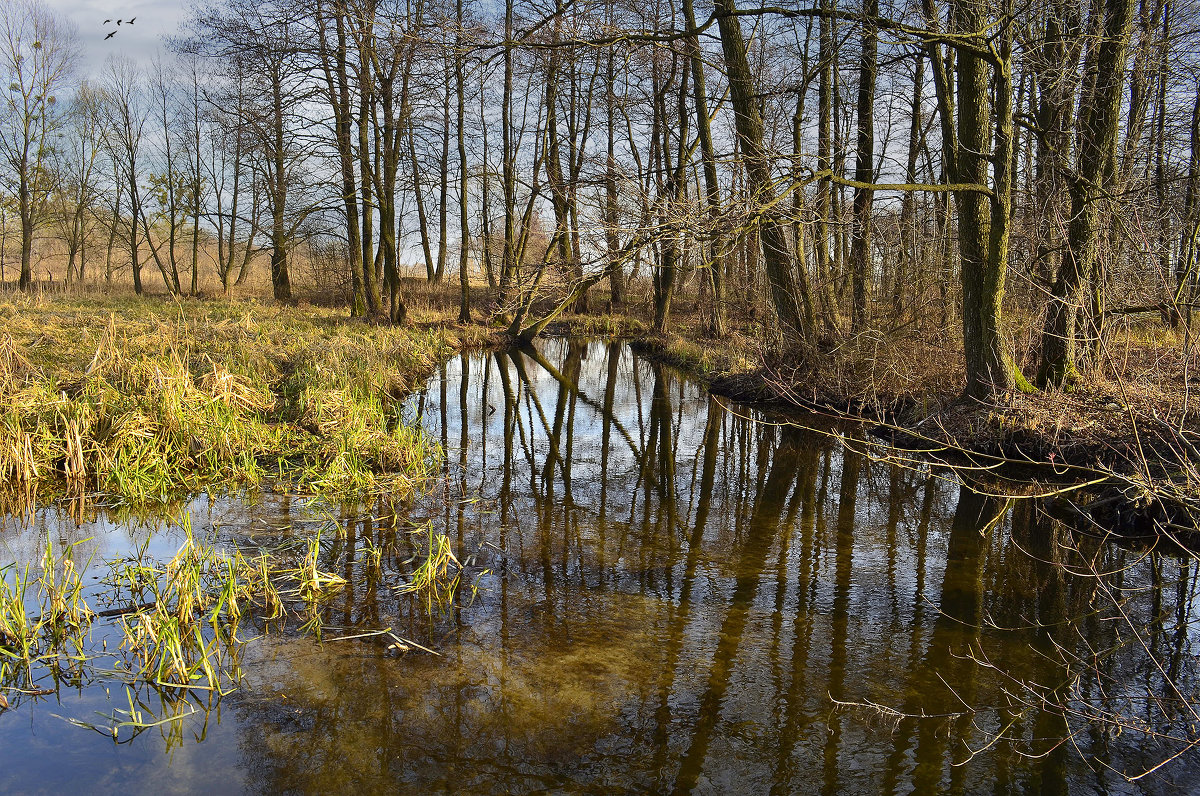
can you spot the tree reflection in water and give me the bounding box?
[1,338,1196,795]
[231,339,1198,795]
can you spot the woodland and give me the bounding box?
[1,0,1200,788]
[0,0,1195,400]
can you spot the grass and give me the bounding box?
[0,515,277,694]
[0,292,490,504]
[0,291,488,721]
[399,522,463,615]
[0,503,471,717]
[0,539,95,687]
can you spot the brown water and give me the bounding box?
[1,338,1198,794]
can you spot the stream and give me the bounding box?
[0,338,1197,794]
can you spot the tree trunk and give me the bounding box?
[814,0,838,333]
[849,0,878,331]
[895,54,924,317]
[435,59,452,285]
[318,0,375,315]
[499,0,518,303]
[944,0,1030,397]
[603,42,625,309]
[18,173,32,291]
[683,0,725,335]
[1039,0,1135,386]
[713,0,815,349]
[456,0,471,323]
[1177,82,1200,322]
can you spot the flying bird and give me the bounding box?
[104,30,116,39]
[103,19,111,24]
[127,17,136,23]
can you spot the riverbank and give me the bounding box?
[5,334,1189,793]
[0,293,492,505]
[8,288,1197,516]
[613,321,1200,502]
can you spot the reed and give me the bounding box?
[0,540,96,689]
[101,515,306,689]
[400,522,463,613]
[0,294,471,505]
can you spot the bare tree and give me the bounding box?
[101,57,150,295]
[142,57,187,295]
[186,0,319,302]
[1038,0,1137,386]
[197,66,262,294]
[50,81,106,285]
[0,0,76,291]
[714,0,816,349]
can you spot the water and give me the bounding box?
[1,338,1197,794]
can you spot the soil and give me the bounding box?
[619,331,1200,509]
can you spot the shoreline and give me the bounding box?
[604,329,1200,537]
[6,292,1197,531]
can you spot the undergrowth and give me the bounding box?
[0,294,479,504]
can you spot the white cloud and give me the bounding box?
[45,0,186,71]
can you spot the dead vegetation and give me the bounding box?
[0,292,490,504]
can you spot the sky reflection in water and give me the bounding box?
[0,338,1197,794]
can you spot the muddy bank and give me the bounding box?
[620,332,1200,526]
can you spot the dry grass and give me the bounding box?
[0,291,488,503]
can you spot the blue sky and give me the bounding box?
[46,0,185,70]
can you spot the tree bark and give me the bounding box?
[456,0,471,323]
[849,0,878,331]
[1039,0,1135,386]
[683,0,726,335]
[713,0,815,349]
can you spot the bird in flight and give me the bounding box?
[128,17,136,23]
[103,18,111,23]
[104,30,116,39]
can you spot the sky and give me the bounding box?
[46,0,186,71]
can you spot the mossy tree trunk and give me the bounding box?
[927,0,1031,398]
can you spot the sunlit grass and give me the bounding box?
[0,293,476,504]
[399,522,463,614]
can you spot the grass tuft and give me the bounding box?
[0,294,469,504]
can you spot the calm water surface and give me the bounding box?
[0,339,1197,794]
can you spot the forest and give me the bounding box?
[1,0,1200,791]
[2,0,1196,398]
